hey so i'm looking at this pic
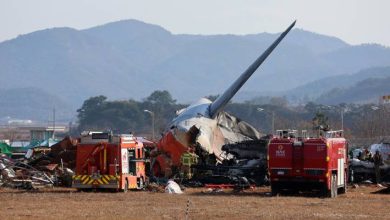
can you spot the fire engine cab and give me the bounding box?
[268,130,348,198]
[72,132,148,191]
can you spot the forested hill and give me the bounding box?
[279,66,390,104]
[1,19,390,120]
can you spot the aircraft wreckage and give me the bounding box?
[350,138,390,183]
[151,21,296,185]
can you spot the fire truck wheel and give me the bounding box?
[123,180,128,193]
[138,177,144,189]
[330,174,338,198]
[339,172,347,194]
[271,183,279,196]
[325,174,337,198]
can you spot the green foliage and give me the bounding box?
[312,112,329,131]
[145,90,176,105]
[76,90,390,140]
[76,91,183,135]
[77,96,145,133]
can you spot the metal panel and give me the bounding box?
[337,158,344,186]
[121,149,128,174]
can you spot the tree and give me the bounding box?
[145,90,176,105]
[77,96,107,126]
[74,92,388,143]
[76,96,146,133]
[143,90,181,134]
[312,112,330,132]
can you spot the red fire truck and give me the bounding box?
[72,132,148,191]
[268,130,348,198]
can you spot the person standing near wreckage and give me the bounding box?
[373,150,383,185]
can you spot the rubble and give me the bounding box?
[0,154,54,189]
[28,136,77,170]
[0,136,78,190]
[202,188,224,194]
[187,137,269,188]
[146,182,165,193]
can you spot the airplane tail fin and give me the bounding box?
[209,20,296,118]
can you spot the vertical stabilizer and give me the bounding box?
[209,21,296,118]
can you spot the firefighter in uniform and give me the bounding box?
[373,150,383,185]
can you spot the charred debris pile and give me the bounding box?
[0,137,77,190]
[188,137,270,188]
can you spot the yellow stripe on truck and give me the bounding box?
[81,175,88,182]
[101,176,109,184]
[87,179,94,185]
[81,177,90,184]
[76,174,120,185]
[72,175,82,180]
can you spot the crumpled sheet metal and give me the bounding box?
[0,154,55,189]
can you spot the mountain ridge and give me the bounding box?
[1,19,390,120]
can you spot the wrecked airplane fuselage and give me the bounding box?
[154,98,262,176]
[152,21,296,178]
[171,98,261,160]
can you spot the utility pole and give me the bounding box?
[341,108,344,131]
[257,107,275,135]
[52,107,56,139]
[271,111,275,135]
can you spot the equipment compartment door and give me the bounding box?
[337,158,345,186]
[292,144,304,175]
[121,149,129,174]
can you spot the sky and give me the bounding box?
[0,0,389,46]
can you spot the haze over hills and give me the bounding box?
[316,73,390,105]
[278,66,390,104]
[1,19,390,120]
[0,88,73,122]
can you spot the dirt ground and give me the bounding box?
[0,185,389,220]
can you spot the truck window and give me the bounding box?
[128,150,135,159]
[128,149,136,174]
